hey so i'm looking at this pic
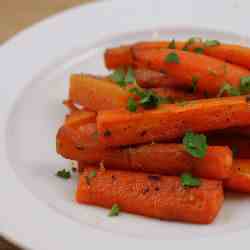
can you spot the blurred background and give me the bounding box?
[0,1,94,248]
[0,0,94,44]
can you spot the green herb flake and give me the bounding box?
[193,47,204,54]
[139,91,160,109]
[183,131,208,158]
[168,39,176,49]
[183,37,202,50]
[165,52,180,64]
[56,169,71,179]
[104,129,112,137]
[181,172,201,188]
[127,97,138,112]
[110,68,126,87]
[109,204,120,216]
[240,76,250,94]
[204,40,220,47]
[85,170,97,185]
[231,145,238,158]
[124,67,136,84]
[217,83,241,97]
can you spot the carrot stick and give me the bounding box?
[105,41,250,70]
[57,121,233,179]
[69,74,130,111]
[97,95,250,147]
[65,110,96,127]
[134,69,179,88]
[132,48,250,96]
[208,134,250,159]
[76,167,224,224]
[224,160,250,193]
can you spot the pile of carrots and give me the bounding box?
[56,37,250,224]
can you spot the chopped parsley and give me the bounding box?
[204,39,220,47]
[181,172,201,188]
[217,83,241,97]
[183,131,208,158]
[127,97,137,112]
[56,169,71,179]
[240,76,250,94]
[110,67,135,87]
[139,91,160,109]
[104,129,112,137]
[168,39,176,49]
[165,52,180,64]
[231,145,238,158]
[190,76,199,93]
[109,204,120,216]
[183,37,202,50]
[85,170,97,185]
[193,47,204,54]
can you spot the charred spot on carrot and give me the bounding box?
[148,175,161,181]
[104,129,112,137]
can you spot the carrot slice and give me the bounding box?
[97,95,250,147]
[132,48,250,96]
[105,41,250,70]
[65,110,96,127]
[76,167,224,224]
[57,121,233,179]
[224,160,250,193]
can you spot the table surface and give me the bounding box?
[0,1,94,248]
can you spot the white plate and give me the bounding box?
[1,0,250,249]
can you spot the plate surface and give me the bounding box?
[1,0,250,249]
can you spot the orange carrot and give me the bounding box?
[132,48,250,96]
[57,120,233,179]
[208,134,250,159]
[97,95,250,147]
[76,167,224,224]
[105,41,250,70]
[134,68,179,88]
[69,74,130,111]
[65,110,96,127]
[224,160,250,193]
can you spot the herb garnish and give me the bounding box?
[110,67,135,87]
[109,204,120,216]
[56,169,71,179]
[181,172,201,187]
[85,170,97,185]
[127,97,137,112]
[165,52,180,64]
[183,37,202,51]
[217,83,241,97]
[240,76,250,94]
[183,131,208,158]
[193,47,204,54]
[204,40,220,47]
[168,39,176,49]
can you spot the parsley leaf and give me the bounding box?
[85,170,97,185]
[240,76,250,94]
[181,172,201,187]
[217,83,241,97]
[193,47,204,54]
[168,39,176,49]
[110,68,126,87]
[190,76,199,93]
[127,97,137,112]
[204,39,220,47]
[139,91,160,109]
[183,131,208,158]
[165,52,180,64]
[124,67,136,84]
[183,37,202,50]
[109,204,120,216]
[56,169,71,179]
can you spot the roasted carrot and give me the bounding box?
[57,120,233,179]
[132,48,250,96]
[76,167,224,224]
[65,110,96,127]
[69,74,130,111]
[224,160,250,193]
[134,69,179,88]
[208,134,250,159]
[105,41,250,70]
[97,95,250,147]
